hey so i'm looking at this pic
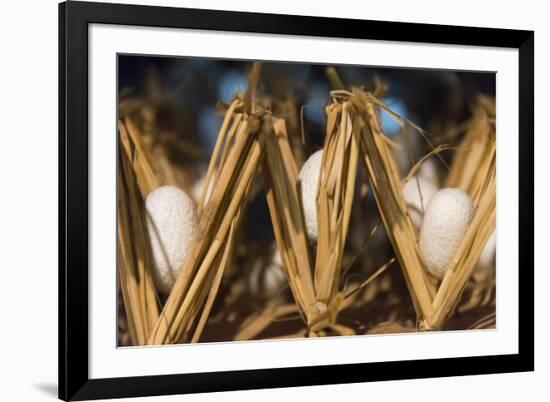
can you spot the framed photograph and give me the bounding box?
[59,1,534,400]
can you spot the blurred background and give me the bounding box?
[119,55,495,158]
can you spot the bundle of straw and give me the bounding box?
[148,105,266,344]
[430,97,496,328]
[347,87,495,329]
[254,92,380,336]
[117,120,160,345]
[310,100,360,333]
[117,63,271,345]
[262,116,320,329]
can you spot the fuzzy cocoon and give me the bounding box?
[145,185,198,294]
[299,150,323,241]
[249,249,287,299]
[402,176,438,230]
[417,157,439,186]
[419,188,474,279]
[477,230,496,271]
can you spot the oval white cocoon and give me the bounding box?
[419,188,474,279]
[299,150,323,241]
[145,185,198,294]
[402,176,438,230]
[477,229,496,271]
[249,249,287,299]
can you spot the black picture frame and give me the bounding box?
[59,1,534,400]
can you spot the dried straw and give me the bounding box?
[348,88,436,323]
[147,63,265,344]
[429,97,496,328]
[260,90,361,335]
[314,101,359,313]
[262,117,320,327]
[347,89,496,329]
[117,125,160,345]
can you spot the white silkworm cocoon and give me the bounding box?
[249,248,287,299]
[145,185,198,294]
[477,230,496,271]
[417,157,439,187]
[402,176,438,230]
[419,188,474,279]
[299,150,323,241]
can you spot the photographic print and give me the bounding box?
[59,3,533,399]
[116,55,496,347]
